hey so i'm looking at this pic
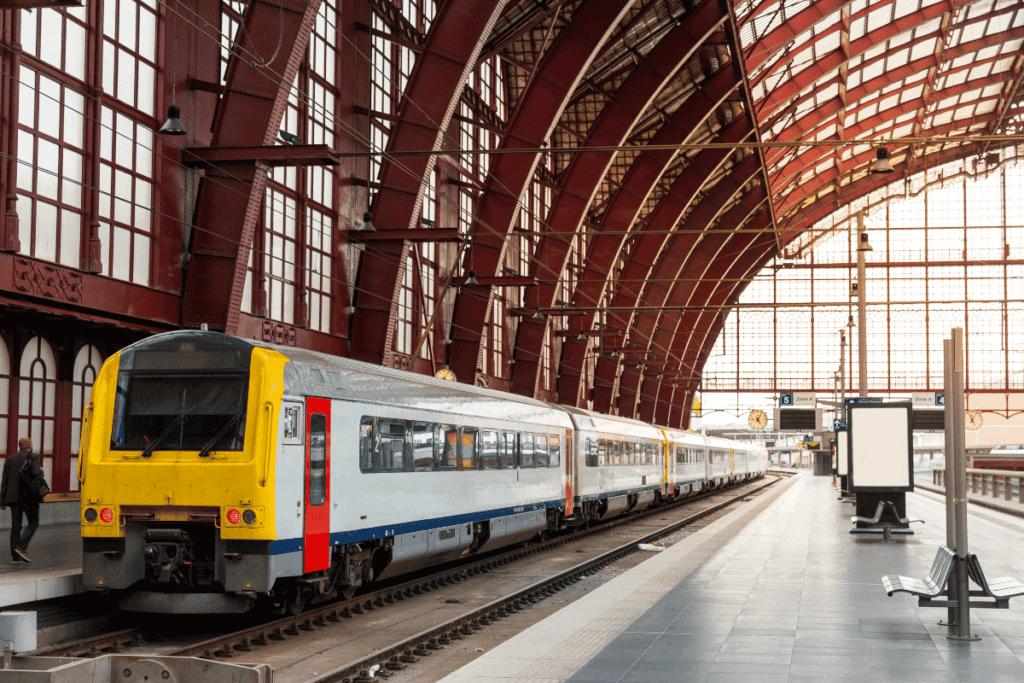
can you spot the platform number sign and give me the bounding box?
[780,392,794,406]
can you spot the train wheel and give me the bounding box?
[287,592,306,616]
[341,586,357,600]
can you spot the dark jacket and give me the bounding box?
[1,449,44,505]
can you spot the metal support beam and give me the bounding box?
[180,144,338,168]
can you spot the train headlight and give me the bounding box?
[242,509,256,525]
[227,509,241,525]
[100,508,114,524]
[84,508,98,523]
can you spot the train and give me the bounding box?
[78,331,767,614]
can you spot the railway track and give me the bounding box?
[40,476,779,679]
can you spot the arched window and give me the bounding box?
[70,345,103,491]
[19,336,56,486]
[0,336,10,455]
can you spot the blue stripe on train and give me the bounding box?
[267,499,564,555]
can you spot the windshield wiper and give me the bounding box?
[141,415,185,458]
[197,415,242,458]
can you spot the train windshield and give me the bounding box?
[110,332,252,453]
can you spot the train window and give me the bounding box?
[519,433,535,468]
[613,441,622,466]
[549,434,560,467]
[308,413,327,506]
[499,432,516,469]
[597,439,607,466]
[439,426,459,469]
[359,418,374,471]
[481,431,499,469]
[461,428,479,469]
[115,373,248,452]
[585,438,597,467]
[379,420,406,471]
[535,435,548,467]
[412,422,434,471]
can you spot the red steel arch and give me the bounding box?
[350,0,511,364]
[445,0,637,384]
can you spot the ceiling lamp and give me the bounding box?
[870,146,894,174]
[159,105,186,136]
[532,307,545,320]
[465,270,480,286]
[359,211,375,233]
[857,232,873,252]
[576,329,587,341]
[279,129,302,145]
[610,348,619,359]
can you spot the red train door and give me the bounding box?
[304,397,331,573]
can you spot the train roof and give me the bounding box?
[246,336,574,429]
[558,405,663,440]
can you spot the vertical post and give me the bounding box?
[856,213,868,398]
[943,338,956,633]
[950,327,978,641]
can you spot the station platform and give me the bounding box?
[441,473,1024,683]
[0,523,85,608]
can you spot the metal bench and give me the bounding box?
[852,500,924,541]
[966,554,1024,607]
[882,545,955,599]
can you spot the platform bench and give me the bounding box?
[853,500,924,541]
[882,545,955,598]
[967,554,1024,606]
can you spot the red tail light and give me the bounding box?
[100,508,114,524]
[227,509,241,525]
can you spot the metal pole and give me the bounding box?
[943,338,956,633]
[950,327,978,641]
[856,213,868,398]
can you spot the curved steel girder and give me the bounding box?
[183,0,323,333]
[675,237,781,429]
[508,7,734,397]
[751,0,954,93]
[615,190,767,418]
[775,114,989,219]
[649,377,676,426]
[649,222,776,426]
[770,74,1011,187]
[743,0,847,69]
[759,25,1024,122]
[509,65,743,403]
[632,216,770,425]
[349,0,510,363]
[775,144,978,240]
[591,153,762,415]
[584,124,756,413]
[445,0,636,384]
[469,1,731,394]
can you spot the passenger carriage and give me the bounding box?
[79,330,765,613]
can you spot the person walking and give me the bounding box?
[1,437,46,563]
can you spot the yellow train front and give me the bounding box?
[80,331,287,613]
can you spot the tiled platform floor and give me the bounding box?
[441,474,1024,683]
[0,522,84,607]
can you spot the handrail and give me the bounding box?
[260,402,274,487]
[78,403,94,484]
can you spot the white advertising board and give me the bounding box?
[837,430,848,476]
[848,402,913,492]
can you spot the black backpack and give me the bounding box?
[20,456,50,501]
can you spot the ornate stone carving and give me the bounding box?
[261,320,297,346]
[13,258,83,302]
